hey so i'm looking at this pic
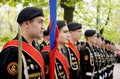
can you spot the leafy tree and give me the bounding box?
[0,0,120,46]
[0,0,82,23]
[60,0,82,23]
[73,0,120,45]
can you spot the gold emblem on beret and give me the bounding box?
[84,55,89,61]
[7,62,18,75]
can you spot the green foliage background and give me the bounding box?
[0,0,120,49]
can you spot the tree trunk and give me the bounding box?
[60,0,75,23]
[96,0,100,30]
[63,6,74,23]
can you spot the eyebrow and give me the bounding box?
[63,29,69,32]
[94,35,97,37]
[38,18,44,22]
[35,17,44,21]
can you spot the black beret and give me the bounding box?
[57,20,67,30]
[43,30,49,36]
[100,36,105,41]
[76,41,85,45]
[84,29,96,37]
[80,41,85,45]
[17,7,44,23]
[68,22,82,31]
[105,39,110,44]
[97,33,100,38]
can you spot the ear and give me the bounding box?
[22,21,29,28]
[69,31,71,33]
[69,31,73,35]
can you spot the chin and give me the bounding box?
[35,36,42,40]
[65,41,68,44]
[39,35,42,38]
[39,37,42,39]
[78,37,81,40]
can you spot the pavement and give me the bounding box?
[113,63,120,79]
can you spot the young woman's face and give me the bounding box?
[59,26,70,45]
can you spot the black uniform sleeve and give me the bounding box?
[41,52,49,79]
[79,47,89,79]
[41,52,49,66]
[0,47,18,79]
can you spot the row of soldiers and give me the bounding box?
[79,30,115,79]
[39,29,115,79]
[0,6,116,79]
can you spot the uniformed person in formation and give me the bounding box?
[92,34,106,79]
[80,29,98,79]
[116,50,120,63]
[94,34,106,79]
[76,41,85,51]
[80,29,115,79]
[94,37,114,79]
[93,34,115,79]
[104,40,115,79]
[62,22,82,79]
[42,20,70,79]
[0,7,45,79]
[40,30,50,51]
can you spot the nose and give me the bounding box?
[80,31,82,35]
[67,32,70,38]
[41,24,45,31]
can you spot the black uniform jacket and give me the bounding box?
[41,46,70,79]
[0,35,44,79]
[63,45,80,79]
[40,41,47,51]
[79,42,94,79]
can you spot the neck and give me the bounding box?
[22,31,33,45]
[87,40,93,47]
[58,43,64,52]
[44,39,49,45]
[69,38,76,45]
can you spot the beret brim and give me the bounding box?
[68,22,82,31]
[17,7,44,23]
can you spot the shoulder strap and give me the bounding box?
[40,46,70,79]
[56,50,70,79]
[2,40,45,79]
[67,42,80,62]
[41,46,50,53]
